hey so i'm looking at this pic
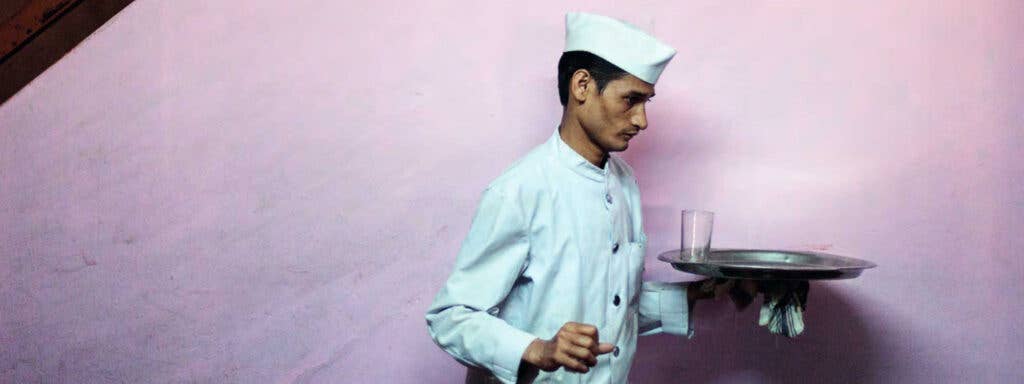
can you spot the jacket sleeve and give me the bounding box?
[425,186,538,384]
[637,281,695,338]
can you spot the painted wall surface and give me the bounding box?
[1,1,1022,383]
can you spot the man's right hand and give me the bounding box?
[521,322,615,374]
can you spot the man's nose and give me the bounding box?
[631,106,648,130]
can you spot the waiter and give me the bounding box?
[426,12,721,383]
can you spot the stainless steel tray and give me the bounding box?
[657,249,876,280]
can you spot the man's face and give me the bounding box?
[578,74,655,153]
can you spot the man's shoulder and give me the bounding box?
[484,141,553,195]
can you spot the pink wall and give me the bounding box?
[1,0,1021,382]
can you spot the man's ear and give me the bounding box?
[570,69,592,105]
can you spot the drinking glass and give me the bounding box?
[681,210,714,262]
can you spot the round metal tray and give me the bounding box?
[657,249,877,280]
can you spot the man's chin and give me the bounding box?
[609,139,630,152]
[605,145,627,153]
[598,135,631,153]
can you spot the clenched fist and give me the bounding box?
[521,322,615,374]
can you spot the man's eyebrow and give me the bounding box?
[625,91,655,99]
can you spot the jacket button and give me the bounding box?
[606,193,613,204]
[612,346,620,357]
[612,294,620,306]
[612,242,619,253]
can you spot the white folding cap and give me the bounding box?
[563,12,676,84]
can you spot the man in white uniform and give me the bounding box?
[426,12,718,383]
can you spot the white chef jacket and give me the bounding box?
[426,127,691,384]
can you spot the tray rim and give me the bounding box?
[656,248,877,270]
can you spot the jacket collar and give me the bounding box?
[549,126,610,182]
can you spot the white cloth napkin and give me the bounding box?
[697,279,810,338]
[757,280,809,338]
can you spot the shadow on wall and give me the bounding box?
[630,284,891,383]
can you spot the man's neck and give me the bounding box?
[558,116,608,169]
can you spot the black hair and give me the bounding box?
[557,50,629,107]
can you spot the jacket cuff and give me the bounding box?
[653,282,693,338]
[490,325,538,384]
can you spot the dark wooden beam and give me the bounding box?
[0,0,135,106]
[0,0,83,63]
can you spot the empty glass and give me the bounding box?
[681,210,714,262]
